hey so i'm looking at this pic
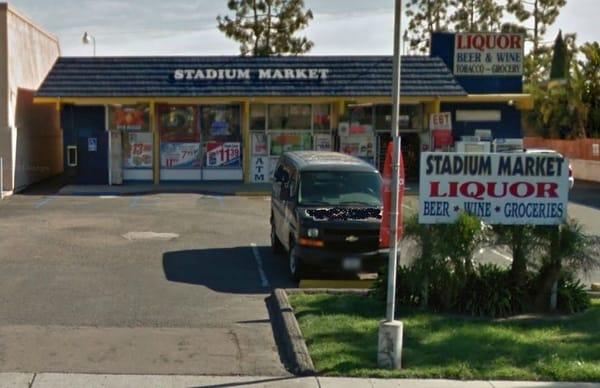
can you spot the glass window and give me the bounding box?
[374,104,425,130]
[157,104,199,142]
[299,171,382,207]
[313,104,331,130]
[374,104,392,130]
[200,105,241,142]
[268,104,311,130]
[109,104,150,132]
[345,105,373,126]
[250,104,266,131]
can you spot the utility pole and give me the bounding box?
[377,0,404,370]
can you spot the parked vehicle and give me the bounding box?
[524,148,575,189]
[271,151,387,280]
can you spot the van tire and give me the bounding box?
[288,239,303,282]
[270,219,284,255]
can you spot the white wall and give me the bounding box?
[0,3,60,193]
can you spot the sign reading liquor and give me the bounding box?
[454,33,524,76]
[419,152,569,225]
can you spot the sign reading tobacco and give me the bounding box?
[454,33,524,76]
[419,152,569,225]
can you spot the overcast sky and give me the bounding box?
[6,0,599,56]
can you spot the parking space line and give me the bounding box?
[35,197,55,209]
[250,243,270,288]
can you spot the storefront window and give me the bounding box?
[250,104,266,131]
[201,105,242,168]
[108,104,152,170]
[157,104,201,169]
[268,104,311,130]
[313,104,331,130]
[345,105,373,126]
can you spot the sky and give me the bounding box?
[5,0,599,57]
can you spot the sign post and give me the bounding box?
[377,0,404,370]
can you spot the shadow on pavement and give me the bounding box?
[190,376,307,388]
[569,180,600,210]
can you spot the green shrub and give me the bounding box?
[557,275,591,314]
[458,264,514,318]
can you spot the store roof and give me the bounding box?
[37,56,467,98]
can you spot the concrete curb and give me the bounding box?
[269,289,316,376]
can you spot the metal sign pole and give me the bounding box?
[377,0,404,370]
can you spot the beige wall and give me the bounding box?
[0,3,60,193]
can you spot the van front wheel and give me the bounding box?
[288,240,303,282]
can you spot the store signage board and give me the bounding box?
[124,132,153,168]
[430,112,452,131]
[174,68,329,81]
[160,143,202,169]
[419,152,569,225]
[454,33,524,76]
[251,156,269,182]
[205,142,241,168]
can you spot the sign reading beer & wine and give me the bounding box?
[454,33,524,76]
[419,152,569,225]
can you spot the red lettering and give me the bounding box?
[509,182,535,198]
[487,182,508,198]
[430,182,446,197]
[460,182,485,200]
[536,182,559,198]
[497,35,510,49]
[457,35,466,49]
[472,35,485,51]
[510,34,522,49]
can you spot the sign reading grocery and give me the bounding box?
[454,33,524,76]
[419,152,569,225]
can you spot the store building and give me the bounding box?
[35,32,532,185]
[0,3,61,195]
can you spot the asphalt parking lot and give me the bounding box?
[0,192,293,375]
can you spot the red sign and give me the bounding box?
[379,141,405,248]
[432,130,454,149]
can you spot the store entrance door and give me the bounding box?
[62,105,109,185]
[377,132,421,182]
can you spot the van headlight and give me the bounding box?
[307,228,319,238]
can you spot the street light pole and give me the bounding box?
[82,32,96,56]
[377,0,404,370]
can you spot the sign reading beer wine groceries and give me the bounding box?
[454,33,524,76]
[419,152,569,225]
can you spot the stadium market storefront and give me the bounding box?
[34,33,533,185]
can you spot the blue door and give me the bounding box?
[62,105,108,184]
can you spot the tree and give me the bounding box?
[579,42,600,137]
[450,0,504,32]
[506,0,567,54]
[217,0,314,56]
[405,0,451,53]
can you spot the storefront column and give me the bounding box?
[150,100,159,184]
[242,100,250,183]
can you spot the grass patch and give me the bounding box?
[289,293,600,381]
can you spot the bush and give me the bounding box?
[458,264,514,318]
[557,275,591,314]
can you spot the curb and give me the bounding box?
[269,289,315,376]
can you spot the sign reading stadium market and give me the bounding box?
[454,33,524,76]
[174,68,330,81]
[419,152,569,225]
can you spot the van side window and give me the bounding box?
[288,166,298,198]
[274,163,289,183]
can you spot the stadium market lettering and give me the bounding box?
[425,154,565,177]
[173,68,330,81]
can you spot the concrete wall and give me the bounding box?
[0,3,60,194]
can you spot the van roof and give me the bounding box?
[284,151,379,173]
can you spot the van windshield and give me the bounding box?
[298,171,382,207]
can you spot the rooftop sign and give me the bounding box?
[454,33,524,76]
[174,68,330,81]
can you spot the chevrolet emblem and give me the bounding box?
[345,235,359,243]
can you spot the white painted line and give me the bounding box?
[491,249,513,262]
[251,243,270,288]
[99,195,119,199]
[35,197,54,209]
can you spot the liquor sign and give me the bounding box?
[205,142,241,168]
[454,33,524,76]
[124,132,153,168]
[419,152,569,225]
[160,143,201,169]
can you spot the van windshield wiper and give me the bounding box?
[300,200,332,206]
[339,201,380,207]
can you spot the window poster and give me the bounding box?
[109,104,150,132]
[123,132,153,168]
[158,105,199,142]
[269,133,312,156]
[160,143,202,169]
[314,134,332,151]
[205,142,242,168]
[252,133,268,156]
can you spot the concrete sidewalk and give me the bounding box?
[1,373,599,388]
[57,182,272,196]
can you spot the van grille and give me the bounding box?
[322,228,380,252]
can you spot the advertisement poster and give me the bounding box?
[314,134,332,151]
[419,152,569,225]
[124,132,153,168]
[160,143,201,169]
[269,133,312,156]
[158,105,199,142]
[340,136,375,158]
[205,142,241,168]
[454,33,524,76]
[252,133,268,156]
[109,104,150,132]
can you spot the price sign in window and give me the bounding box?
[205,142,242,168]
